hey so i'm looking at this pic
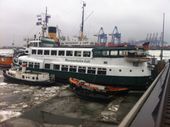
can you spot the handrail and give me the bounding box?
[155,63,170,127]
[118,63,169,127]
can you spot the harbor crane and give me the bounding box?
[146,32,161,46]
[109,26,121,44]
[94,27,107,43]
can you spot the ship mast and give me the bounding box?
[80,1,86,41]
[36,7,51,38]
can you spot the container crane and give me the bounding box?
[109,26,121,44]
[94,27,107,43]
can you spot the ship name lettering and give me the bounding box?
[65,59,90,63]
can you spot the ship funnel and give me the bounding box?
[48,26,59,43]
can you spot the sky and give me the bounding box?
[0,0,170,46]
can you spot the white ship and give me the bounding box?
[15,4,152,89]
[17,44,151,89]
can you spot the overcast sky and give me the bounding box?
[0,0,170,46]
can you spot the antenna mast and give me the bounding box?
[36,7,51,38]
[160,13,165,61]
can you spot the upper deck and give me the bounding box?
[27,46,147,59]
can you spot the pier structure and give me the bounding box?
[119,61,170,127]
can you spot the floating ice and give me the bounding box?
[0,82,7,86]
[0,110,21,122]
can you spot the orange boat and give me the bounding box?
[0,55,13,68]
[69,77,128,101]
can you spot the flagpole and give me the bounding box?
[160,13,165,61]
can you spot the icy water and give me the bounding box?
[0,69,143,127]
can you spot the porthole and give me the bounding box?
[142,70,144,72]
[119,69,122,72]
[109,69,112,71]
[130,70,132,72]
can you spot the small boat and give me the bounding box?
[69,77,128,101]
[0,49,14,68]
[0,55,13,68]
[3,64,55,86]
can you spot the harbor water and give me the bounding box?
[0,69,143,127]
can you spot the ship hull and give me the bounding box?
[29,68,151,90]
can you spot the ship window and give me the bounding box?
[22,75,25,79]
[36,77,38,80]
[19,60,22,65]
[83,51,91,57]
[44,50,49,55]
[74,51,81,57]
[23,61,27,64]
[69,66,77,72]
[59,50,65,56]
[32,49,36,54]
[29,62,33,68]
[78,66,86,73]
[32,77,35,80]
[118,51,123,56]
[119,69,122,72]
[130,70,132,72]
[142,70,144,72]
[102,51,109,56]
[93,51,100,57]
[38,50,43,55]
[87,67,96,74]
[133,62,139,67]
[25,50,28,54]
[51,50,57,56]
[97,68,106,75]
[104,61,108,64]
[34,63,40,69]
[61,65,68,72]
[128,52,136,57]
[122,51,128,56]
[66,51,73,56]
[45,64,50,69]
[110,51,118,56]
[119,50,128,56]
[53,64,60,70]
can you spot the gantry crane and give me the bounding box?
[109,26,121,44]
[94,27,107,43]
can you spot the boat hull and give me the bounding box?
[29,68,151,90]
[70,83,128,102]
[3,70,54,86]
[69,85,114,102]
